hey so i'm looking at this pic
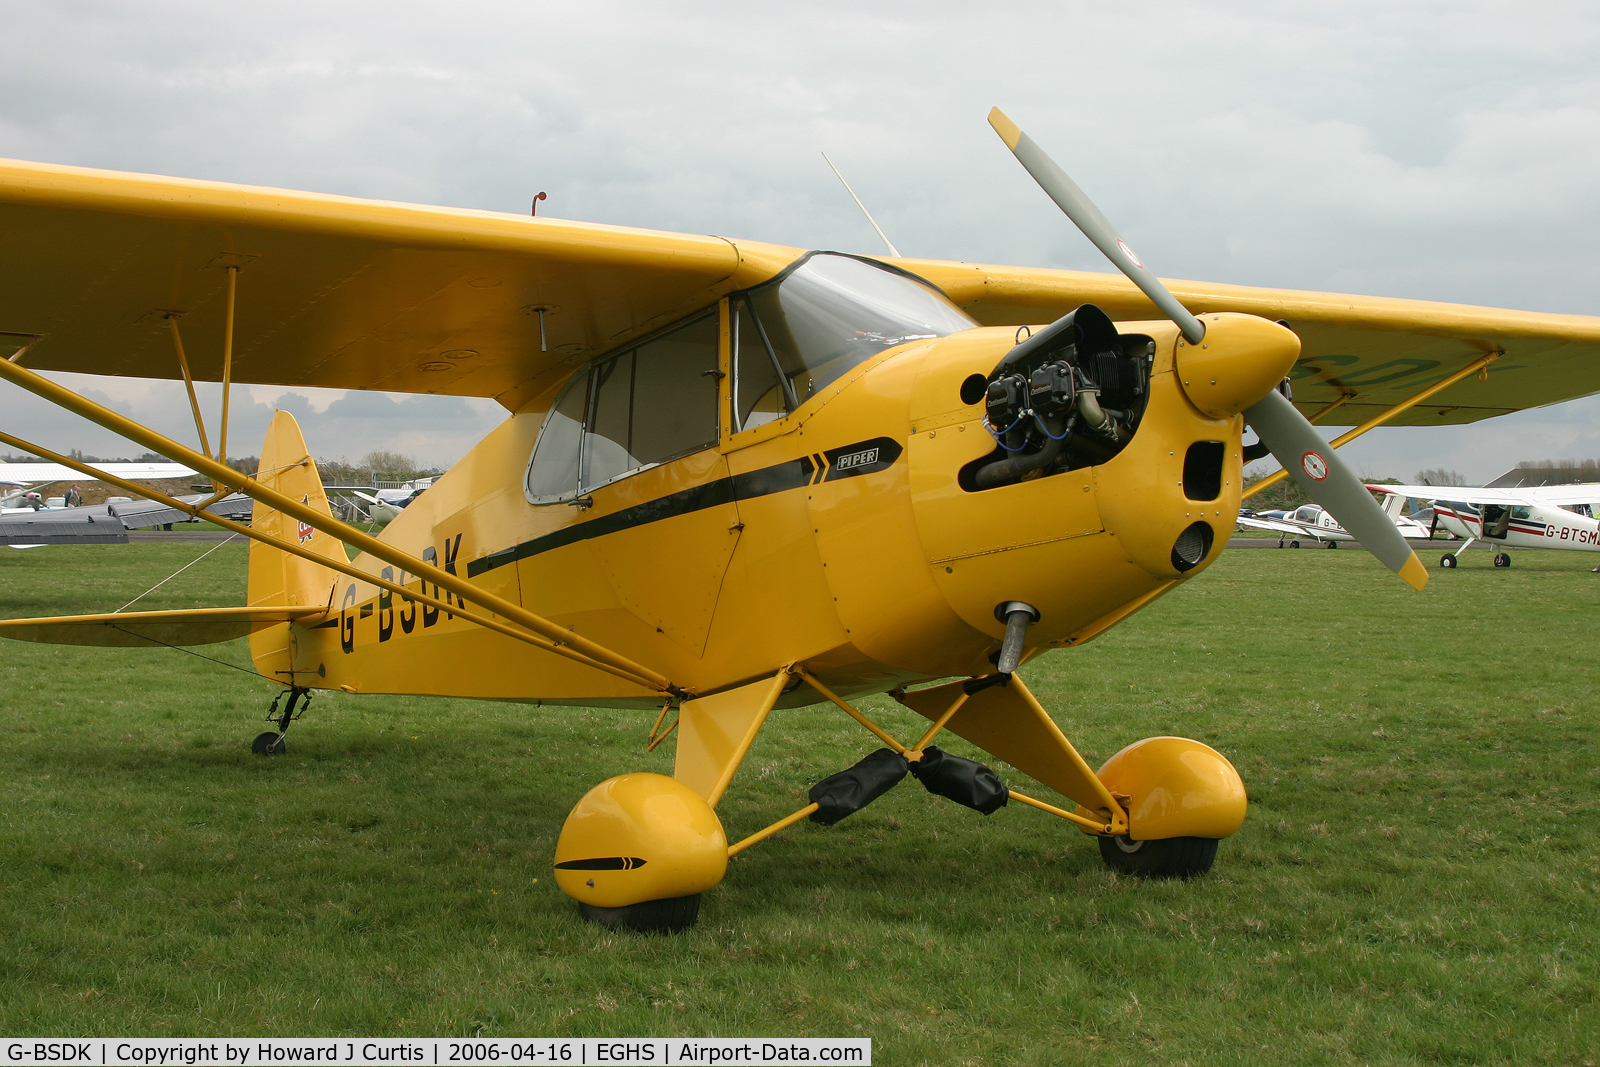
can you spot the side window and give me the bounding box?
[525,312,720,504]
[628,314,719,463]
[584,351,636,490]
[524,371,587,503]
[732,296,789,431]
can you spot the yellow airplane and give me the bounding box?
[3,109,1598,933]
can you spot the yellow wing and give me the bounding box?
[909,259,1600,427]
[3,156,1597,425]
[0,158,798,411]
[0,606,327,647]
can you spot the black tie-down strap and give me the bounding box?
[808,748,909,825]
[910,746,1009,815]
[806,746,1011,825]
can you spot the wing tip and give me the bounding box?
[1398,552,1429,591]
[987,107,1023,151]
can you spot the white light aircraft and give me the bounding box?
[1238,494,1431,548]
[1367,483,1600,568]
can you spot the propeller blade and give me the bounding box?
[988,107,1204,344]
[1244,389,1428,590]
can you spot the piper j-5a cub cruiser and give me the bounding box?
[2,110,1597,931]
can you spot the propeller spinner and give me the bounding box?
[987,107,1427,591]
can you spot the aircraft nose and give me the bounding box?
[1175,314,1300,419]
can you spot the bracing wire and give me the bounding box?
[115,533,241,612]
[107,623,279,685]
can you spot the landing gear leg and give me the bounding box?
[253,687,311,755]
[1440,535,1476,569]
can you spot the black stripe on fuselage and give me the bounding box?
[466,454,823,579]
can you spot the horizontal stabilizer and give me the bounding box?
[0,606,328,647]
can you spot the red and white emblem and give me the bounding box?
[1301,451,1329,481]
[1116,239,1144,269]
[297,520,314,543]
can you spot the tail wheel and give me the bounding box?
[1098,835,1218,879]
[1494,552,1512,568]
[579,895,701,934]
[1440,554,1458,569]
[251,732,286,755]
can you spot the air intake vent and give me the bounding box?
[1171,522,1214,572]
[1183,441,1225,501]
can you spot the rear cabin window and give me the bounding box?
[525,313,719,503]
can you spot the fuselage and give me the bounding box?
[250,255,1253,707]
[1433,499,1600,552]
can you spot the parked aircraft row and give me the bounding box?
[1238,482,1600,569]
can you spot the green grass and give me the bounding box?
[1,542,1597,1064]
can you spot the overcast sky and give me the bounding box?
[2,1,1598,479]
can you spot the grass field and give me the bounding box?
[1,539,1596,1064]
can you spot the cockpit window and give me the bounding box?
[740,253,976,413]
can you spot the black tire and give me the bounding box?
[1327,541,1339,549]
[1494,552,1512,568]
[1289,540,1300,549]
[1097,835,1218,879]
[251,731,285,755]
[1440,554,1458,569]
[579,894,701,934]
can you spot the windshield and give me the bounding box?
[744,253,976,408]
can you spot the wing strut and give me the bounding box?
[0,361,677,695]
[219,265,238,469]
[1307,392,1356,425]
[166,315,214,462]
[0,427,660,691]
[1243,351,1499,501]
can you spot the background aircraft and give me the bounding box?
[1369,483,1600,568]
[0,110,1595,932]
[1238,493,1431,548]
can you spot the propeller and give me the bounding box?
[988,107,1427,591]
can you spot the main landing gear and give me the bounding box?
[1494,552,1512,568]
[252,686,312,755]
[1440,536,1477,569]
[552,675,1249,932]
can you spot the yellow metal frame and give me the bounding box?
[1244,352,1500,500]
[1307,392,1355,425]
[0,428,651,687]
[218,265,238,467]
[3,372,669,689]
[726,802,820,857]
[1008,788,1114,833]
[674,667,792,807]
[796,669,907,754]
[167,316,213,461]
[0,367,675,695]
[722,668,1138,861]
